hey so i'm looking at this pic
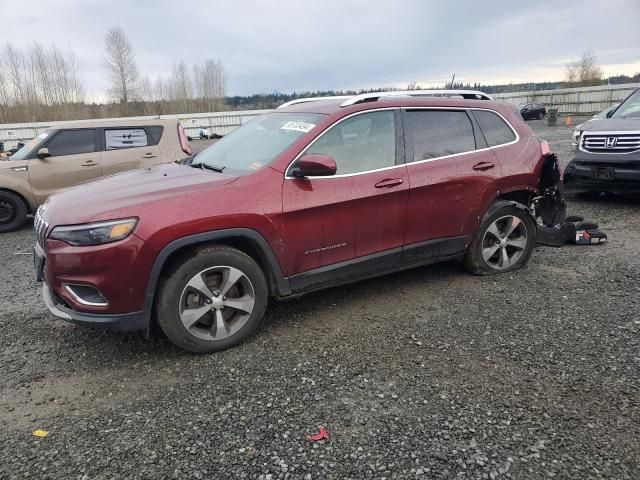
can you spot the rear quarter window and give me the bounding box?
[147,126,164,145]
[472,110,516,147]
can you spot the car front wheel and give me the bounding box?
[156,246,268,353]
[0,191,27,233]
[464,201,536,275]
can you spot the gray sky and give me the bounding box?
[3,0,639,100]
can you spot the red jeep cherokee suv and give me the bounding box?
[34,91,558,353]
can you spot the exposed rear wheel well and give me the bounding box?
[497,190,533,207]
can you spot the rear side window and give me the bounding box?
[105,128,149,150]
[147,126,164,145]
[405,110,475,162]
[46,129,96,157]
[472,110,516,147]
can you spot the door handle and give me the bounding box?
[472,161,495,171]
[375,178,404,188]
[81,160,98,167]
[143,152,157,158]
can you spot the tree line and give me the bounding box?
[1,43,638,124]
[0,27,227,124]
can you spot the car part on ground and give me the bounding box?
[536,215,607,247]
[35,92,559,353]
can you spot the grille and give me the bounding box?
[34,207,49,247]
[582,133,640,153]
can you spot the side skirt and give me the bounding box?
[287,236,468,297]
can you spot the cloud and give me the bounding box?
[2,0,639,97]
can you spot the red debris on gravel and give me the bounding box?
[306,426,330,442]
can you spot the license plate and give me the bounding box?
[33,247,44,282]
[592,167,615,180]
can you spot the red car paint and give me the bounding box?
[38,97,546,321]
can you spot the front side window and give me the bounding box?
[105,128,149,150]
[473,110,516,147]
[46,129,96,157]
[10,130,53,161]
[194,112,325,174]
[405,110,475,162]
[612,90,640,118]
[306,110,396,175]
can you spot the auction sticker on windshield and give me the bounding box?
[280,121,316,133]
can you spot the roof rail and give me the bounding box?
[339,89,493,107]
[277,96,353,109]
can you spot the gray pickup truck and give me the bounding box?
[564,88,640,194]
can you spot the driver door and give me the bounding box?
[28,128,101,204]
[281,109,409,292]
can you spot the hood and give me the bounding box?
[44,162,237,226]
[578,118,640,132]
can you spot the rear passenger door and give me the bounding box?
[401,109,503,265]
[27,128,101,204]
[100,126,163,176]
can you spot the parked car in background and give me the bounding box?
[519,103,547,120]
[34,90,563,353]
[565,88,640,194]
[0,119,191,232]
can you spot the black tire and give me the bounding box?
[0,191,28,233]
[464,201,536,275]
[156,246,268,353]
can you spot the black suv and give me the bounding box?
[519,103,547,121]
[564,88,640,194]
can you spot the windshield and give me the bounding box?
[193,112,325,173]
[10,130,53,161]
[611,90,640,119]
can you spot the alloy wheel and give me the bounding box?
[481,215,528,270]
[178,265,256,341]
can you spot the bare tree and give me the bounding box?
[103,27,139,111]
[565,50,603,86]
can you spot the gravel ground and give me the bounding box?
[1,119,639,479]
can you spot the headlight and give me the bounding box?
[572,129,582,146]
[50,218,138,246]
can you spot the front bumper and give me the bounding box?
[564,153,640,193]
[35,231,156,332]
[42,282,148,332]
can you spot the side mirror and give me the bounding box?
[36,148,50,159]
[291,154,337,178]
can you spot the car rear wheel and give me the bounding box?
[156,246,268,353]
[464,202,536,275]
[0,191,28,233]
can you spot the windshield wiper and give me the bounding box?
[190,161,226,173]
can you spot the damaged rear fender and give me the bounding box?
[532,153,566,227]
